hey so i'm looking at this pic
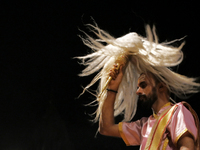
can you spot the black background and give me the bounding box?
[1,1,200,150]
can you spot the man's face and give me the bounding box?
[136,74,158,108]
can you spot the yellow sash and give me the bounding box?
[144,104,178,150]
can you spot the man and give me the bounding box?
[99,65,199,149]
[77,24,200,149]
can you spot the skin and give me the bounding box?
[99,64,196,149]
[136,73,169,114]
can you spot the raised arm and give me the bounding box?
[99,64,124,137]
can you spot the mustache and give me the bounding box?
[139,94,147,100]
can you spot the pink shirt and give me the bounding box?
[119,102,198,149]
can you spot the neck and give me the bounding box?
[151,96,170,114]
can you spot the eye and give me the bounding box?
[140,82,147,89]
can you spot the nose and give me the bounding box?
[136,87,143,95]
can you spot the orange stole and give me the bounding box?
[144,104,178,150]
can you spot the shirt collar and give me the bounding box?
[153,102,172,119]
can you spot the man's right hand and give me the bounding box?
[99,64,124,138]
[108,64,124,91]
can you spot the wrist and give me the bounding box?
[107,85,119,91]
[107,89,118,94]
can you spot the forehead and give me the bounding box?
[138,74,146,82]
[138,73,154,85]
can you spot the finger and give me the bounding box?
[114,63,120,70]
[111,65,118,73]
[109,70,116,80]
[109,64,121,79]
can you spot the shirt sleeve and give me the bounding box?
[118,117,148,146]
[167,103,198,145]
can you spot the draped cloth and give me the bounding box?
[119,102,199,150]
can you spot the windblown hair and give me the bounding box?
[76,23,200,122]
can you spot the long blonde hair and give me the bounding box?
[76,23,200,122]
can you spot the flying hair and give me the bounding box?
[76,22,200,122]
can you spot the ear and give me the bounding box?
[158,82,165,92]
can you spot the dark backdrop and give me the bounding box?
[1,1,200,150]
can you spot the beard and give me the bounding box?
[138,87,157,109]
